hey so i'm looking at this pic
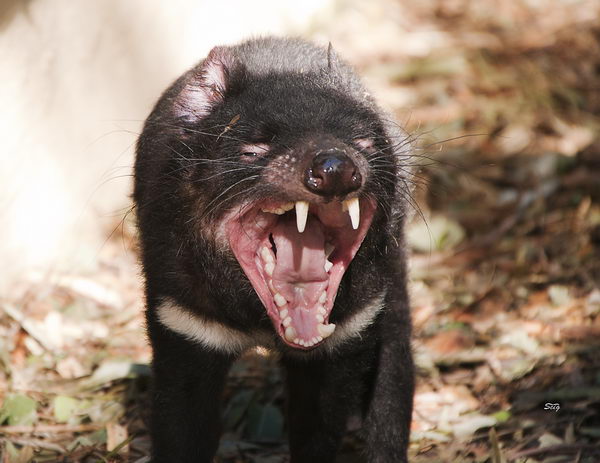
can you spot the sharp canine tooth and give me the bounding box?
[279,308,289,319]
[295,201,309,233]
[319,292,327,304]
[265,262,274,276]
[324,260,333,272]
[317,323,336,338]
[283,316,292,327]
[274,293,286,307]
[345,197,360,230]
[285,326,297,342]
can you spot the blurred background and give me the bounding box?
[1,0,599,461]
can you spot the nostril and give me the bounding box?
[304,150,362,197]
[305,168,322,190]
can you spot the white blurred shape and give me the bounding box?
[0,0,331,297]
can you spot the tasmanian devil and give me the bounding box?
[133,37,414,462]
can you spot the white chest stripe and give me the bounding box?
[324,291,386,352]
[156,291,386,355]
[157,299,257,354]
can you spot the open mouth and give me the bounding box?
[226,197,376,350]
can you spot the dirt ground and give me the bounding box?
[1,1,600,462]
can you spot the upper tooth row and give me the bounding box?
[261,202,295,215]
[294,335,323,347]
[262,199,360,233]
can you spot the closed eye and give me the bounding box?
[240,143,270,160]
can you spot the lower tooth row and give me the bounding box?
[317,323,336,338]
[285,326,296,341]
[274,293,286,307]
[294,336,323,347]
[261,247,274,263]
[284,323,335,346]
[268,275,331,347]
[265,262,274,276]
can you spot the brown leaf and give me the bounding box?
[106,421,129,454]
[425,329,475,356]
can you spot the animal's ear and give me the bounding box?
[174,46,235,121]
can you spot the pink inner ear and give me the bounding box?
[174,46,233,121]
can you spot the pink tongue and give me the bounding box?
[271,216,328,340]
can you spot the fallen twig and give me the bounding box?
[0,423,101,434]
[1,436,66,452]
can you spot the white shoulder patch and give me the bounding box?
[324,291,386,352]
[156,299,258,354]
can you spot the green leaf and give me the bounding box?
[246,403,284,442]
[66,435,95,452]
[579,427,600,438]
[4,443,34,463]
[452,413,497,439]
[53,395,82,423]
[4,440,19,460]
[0,394,38,426]
[407,215,465,253]
[90,401,125,424]
[223,389,255,430]
[84,360,136,388]
[493,410,511,423]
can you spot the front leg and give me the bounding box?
[363,296,414,463]
[282,348,374,463]
[147,314,235,463]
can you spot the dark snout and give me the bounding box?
[304,148,362,198]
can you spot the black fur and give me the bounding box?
[134,37,414,462]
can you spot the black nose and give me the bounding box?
[304,149,362,197]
